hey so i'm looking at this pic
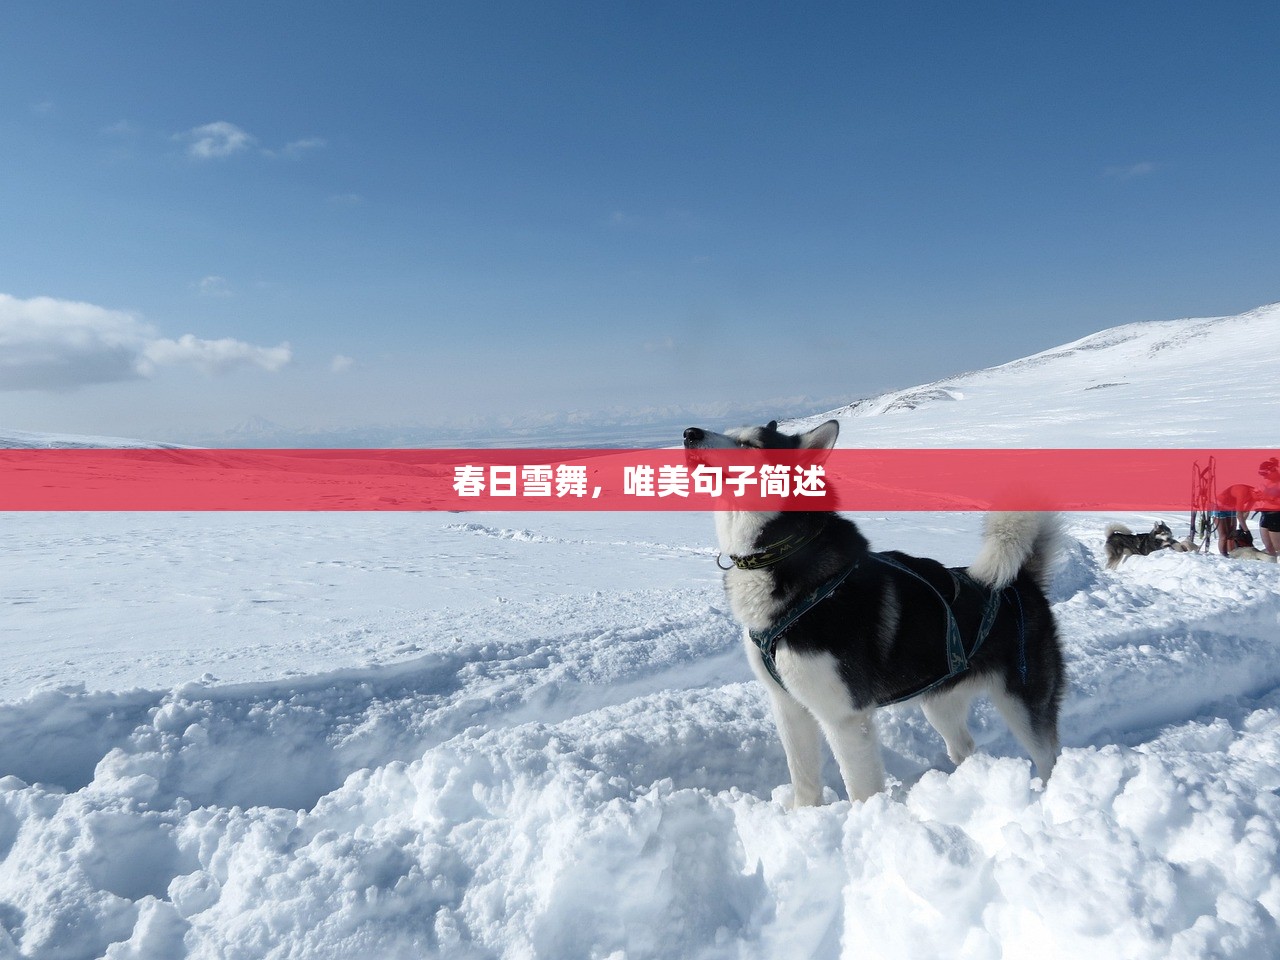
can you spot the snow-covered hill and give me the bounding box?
[796,301,1280,448]
[1,304,1279,959]
[0,428,186,449]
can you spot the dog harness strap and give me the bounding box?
[952,569,1003,664]
[750,631,788,689]
[866,555,1005,708]
[748,558,861,691]
[745,553,1007,701]
[869,554,967,673]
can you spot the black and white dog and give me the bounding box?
[683,418,1065,805]
[1103,522,1176,569]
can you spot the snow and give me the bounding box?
[0,430,188,451]
[800,302,1280,448]
[2,304,1280,958]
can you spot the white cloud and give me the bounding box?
[272,137,327,159]
[179,121,256,159]
[330,354,354,373]
[174,123,327,163]
[643,336,676,354]
[0,293,290,391]
[1104,161,1157,180]
[195,275,233,298]
[141,335,291,376]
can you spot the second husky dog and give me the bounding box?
[1229,545,1278,563]
[683,419,1065,805]
[1104,522,1176,569]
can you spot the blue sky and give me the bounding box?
[2,1,1277,443]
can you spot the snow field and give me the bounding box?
[0,511,1278,958]
[4,303,1280,957]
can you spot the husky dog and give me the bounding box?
[683,419,1065,805]
[1229,545,1278,563]
[1103,522,1176,569]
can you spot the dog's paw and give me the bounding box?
[774,784,824,809]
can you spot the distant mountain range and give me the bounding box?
[7,302,1277,449]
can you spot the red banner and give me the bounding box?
[0,448,1277,511]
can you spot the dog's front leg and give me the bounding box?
[780,649,886,802]
[817,710,885,802]
[765,685,824,807]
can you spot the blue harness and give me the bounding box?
[747,552,1018,706]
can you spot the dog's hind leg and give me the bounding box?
[921,681,978,766]
[989,680,1060,781]
[764,686,824,807]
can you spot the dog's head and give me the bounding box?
[1151,522,1175,545]
[682,419,839,452]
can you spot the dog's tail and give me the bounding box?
[968,512,1061,592]
[1104,522,1132,538]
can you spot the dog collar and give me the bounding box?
[717,520,829,571]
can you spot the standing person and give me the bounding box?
[1258,458,1280,557]
[1214,483,1256,556]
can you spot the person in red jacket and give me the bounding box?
[1257,458,1280,557]
[1213,483,1256,556]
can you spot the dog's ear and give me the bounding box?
[766,420,778,431]
[799,419,839,450]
